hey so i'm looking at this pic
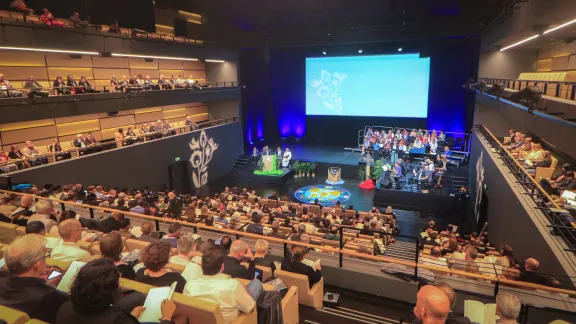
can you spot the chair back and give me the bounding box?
[309,205,320,214]
[255,265,273,282]
[551,155,559,169]
[46,258,72,271]
[0,305,30,324]
[275,269,310,295]
[166,262,186,273]
[15,226,26,237]
[345,210,356,218]
[268,199,278,208]
[126,238,150,251]
[0,222,19,244]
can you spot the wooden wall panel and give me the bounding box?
[45,54,93,68]
[2,66,48,80]
[0,119,55,131]
[163,108,186,119]
[552,43,572,58]
[568,55,576,70]
[1,125,57,144]
[59,131,102,143]
[159,69,182,78]
[0,51,46,66]
[134,107,163,114]
[92,68,131,80]
[129,69,160,79]
[538,46,553,60]
[57,119,101,136]
[55,114,101,124]
[101,125,135,140]
[551,56,570,71]
[537,59,552,72]
[185,105,208,115]
[128,59,159,69]
[182,70,206,80]
[182,61,205,70]
[158,60,183,70]
[99,115,136,129]
[165,116,187,124]
[91,57,130,68]
[47,67,94,80]
[187,113,208,123]
[134,111,164,123]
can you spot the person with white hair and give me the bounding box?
[222,239,256,280]
[27,199,57,233]
[50,219,92,262]
[435,282,472,324]
[496,292,521,324]
[254,239,276,275]
[0,234,69,323]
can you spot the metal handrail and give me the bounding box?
[479,77,576,101]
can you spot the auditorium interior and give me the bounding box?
[2,0,576,323]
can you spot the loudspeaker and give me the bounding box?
[144,58,154,62]
[510,85,542,108]
[168,160,191,194]
[486,83,504,97]
[107,111,119,116]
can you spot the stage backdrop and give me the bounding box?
[241,39,479,148]
[8,122,243,192]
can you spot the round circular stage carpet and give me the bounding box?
[294,185,351,204]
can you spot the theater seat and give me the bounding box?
[46,258,72,271]
[275,269,324,309]
[24,320,48,324]
[15,226,26,237]
[166,262,186,273]
[0,222,19,244]
[281,286,299,324]
[120,278,257,324]
[0,305,30,324]
[255,265,273,282]
[126,238,150,251]
[535,156,559,181]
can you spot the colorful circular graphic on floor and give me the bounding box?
[294,185,351,204]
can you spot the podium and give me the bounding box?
[262,155,277,171]
[326,167,344,185]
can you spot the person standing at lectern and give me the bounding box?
[276,147,282,169]
[251,147,259,165]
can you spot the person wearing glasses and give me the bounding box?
[49,219,92,263]
[0,234,69,323]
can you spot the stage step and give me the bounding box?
[232,155,250,169]
[383,240,417,262]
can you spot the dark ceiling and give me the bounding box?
[194,0,515,48]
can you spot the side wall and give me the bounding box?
[478,50,537,80]
[8,122,243,191]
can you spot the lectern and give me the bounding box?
[262,155,277,171]
[326,167,344,185]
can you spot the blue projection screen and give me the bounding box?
[306,54,430,117]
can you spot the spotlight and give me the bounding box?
[398,47,403,52]
[328,33,331,36]
[358,49,363,53]
[322,51,327,55]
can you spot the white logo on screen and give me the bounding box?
[310,70,347,115]
[189,130,219,188]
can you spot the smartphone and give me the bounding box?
[48,270,62,280]
[254,269,263,281]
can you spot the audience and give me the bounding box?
[169,234,198,266]
[495,292,521,324]
[138,221,160,243]
[135,241,187,293]
[0,234,68,323]
[26,199,56,233]
[99,231,136,279]
[223,240,256,280]
[282,246,322,288]
[99,211,124,233]
[162,223,182,248]
[253,239,276,275]
[50,219,92,262]
[413,285,450,324]
[435,283,472,324]
[518,258,546,285]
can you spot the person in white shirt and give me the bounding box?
[184,247,262,324]
[419,246,448,270]
[299,215,317,234]
[169,234,203,269]
[27,199,57,233]
[49,219,92,263]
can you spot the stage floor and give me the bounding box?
[287,144,361,165]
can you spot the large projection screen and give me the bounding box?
[305,54,430,117]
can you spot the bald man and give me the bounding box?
[222,239,256,280]
[413,285,450,324]
[436,283,472,324]
[518,258,547,285]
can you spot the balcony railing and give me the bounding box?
[479,77,576,101]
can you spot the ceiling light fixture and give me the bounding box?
[398,47,403,52]
[499,35,539,51]
[322,51,327,55]
[544,17,576,34]
[111,53,198,61]
[205,59,225,63]
[0,46,98,55]
[358,49,363,53]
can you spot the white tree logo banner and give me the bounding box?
[474,150,485,221]
[189,130,219,188]
[310,70,348,115]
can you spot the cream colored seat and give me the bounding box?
[0,305,30,324]
[275,269,324,309]
[0,222,19,244]
[125,238,150,251]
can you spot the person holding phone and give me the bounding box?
[222,240,257,280]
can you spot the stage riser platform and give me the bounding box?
[373,188,455,217]
[234,169,295,186]
[299,161,359,179]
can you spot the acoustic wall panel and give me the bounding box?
[128,58,159,69]
[91,56,130,68]
[134,107,163,114]
[92,68,131,80]
[100,125,135,140]
[57,119,101,136]
[0,51,46,66]
[45,54,93,68]
[0,119,55,132]
[55,114,101,124]
[129,69,160,79]
[47,67,94,80]
[134,111,164,123]
[163,108,186,119]
[1,125,57,144]
[551,56,570,71]
[537,59,552,72]
[158,59,183,70]
[99,115,136,129]
[98,110,134,118]
[182,61,205,70]
[185,105,208,115]
[1,66,48,80]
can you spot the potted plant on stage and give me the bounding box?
[372,160,384,181]
[310,162,316,178]
[358,168,366,181]
[293,161,301,178]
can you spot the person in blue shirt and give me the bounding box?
[441,146,453,159]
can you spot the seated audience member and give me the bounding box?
[435,283,472,324]
[118,218,135,239]
[135,241,187,293]
[8,194,35,223]
[73,134,87,149]
[143,75,159,90]
[223,240,257,280]
[78,76,98,93]
[50,219,92,262]
[300,214,317,234]
[109,75,123,91]
[268,221,286,239]
[0,234,68,323]
[518,258,547,285]
[68,11,88,27]
[254,239,276,275]
[413,285,450,324]
[282,246,322,288]
[139,221,160,243]
[99,231,136,279]
[496,244,517,268]
[162,222,182,248]
[290,224,311,243]
[246,212,264,234]
[184,247,262,323]
[8,145,31,170]
[419,246,448,270]
[169,234,198,266]
[99,211,124,233]
[0,193,18,216]
[495,292,521,324]
[185,116,197,131]
[66,75,83,93]
[22,140,49,165]
[9,0,34,14]
[115,198,130,211]
[27,199,57,233]
[322,225,340,241]
[52,76,69,95]
[24,75,49,98]
[0,73,22,98]
[158,75,172,90]
[55,258,177,324]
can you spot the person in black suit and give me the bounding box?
[272,207,285,220]
[222,240,256,280]
[281,246,322,288]
[312,198,323,208]
[246,213,264,235]
[268,221,286,239]
[158,75,172,90]
[251,147,259,165]
[24,76,49,98]
[49,139,71,160]
[78,76,99,93]
[66,75,83,94]
[52,76,70,95]
[267,192,279,201]
[99,212,124,233]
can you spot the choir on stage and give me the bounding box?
[362,127,447,158]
